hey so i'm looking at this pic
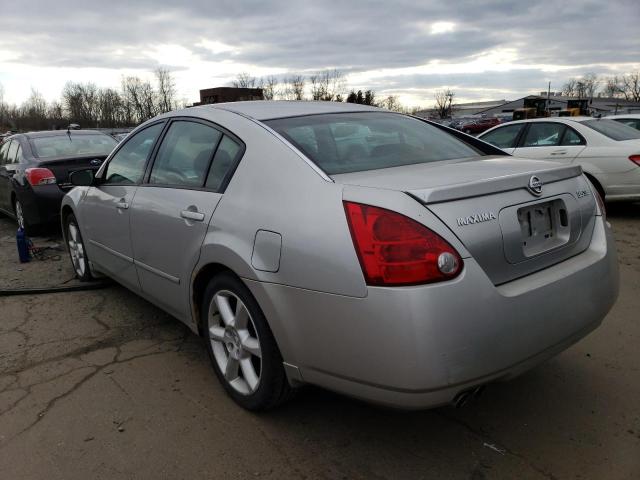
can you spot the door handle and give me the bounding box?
[180,210,205,222]
[116,200,129,210]
[550,150,567,155]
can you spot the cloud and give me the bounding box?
[0,0,638,106]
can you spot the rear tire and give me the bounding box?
[201,272,292,411]
[64,213,93,282]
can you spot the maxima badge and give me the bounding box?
[528,175,543,196]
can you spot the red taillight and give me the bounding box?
[343,201,463,286]
[25,168,56,186]
[629,155,640,167]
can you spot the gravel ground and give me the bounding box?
[0,204,638,480]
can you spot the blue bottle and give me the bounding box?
[16,228,30,263]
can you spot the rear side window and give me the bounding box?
[481,124,523,148]
[522,123,565,147]
[0,141,11,165]
[266,112,481,175]
[104,123,164,185]
[205,135,241,191]
[150,121,221,187]
[7,140,18,163]
[560,127,584,146]
[582,119,640,141]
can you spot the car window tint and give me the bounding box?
[582,119,640,141]
[266,113,481,175]
[481,124,523,148]
[561,127,584,146]
[0,141,11,165]
[104,123,164,185]
[30,134,117,159]
[205,135,241,192]
[616,119,640,131]
[150,121,221,187]
[522,123,565,147]
[7,140,19,162]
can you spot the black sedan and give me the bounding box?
[0,130,117,233]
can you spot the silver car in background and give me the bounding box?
[61,101,619,410]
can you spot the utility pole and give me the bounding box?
[546,81,551,115]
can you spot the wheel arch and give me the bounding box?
[583,171,606,199]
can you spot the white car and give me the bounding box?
[479,117,640,201]
[606,113,640,131]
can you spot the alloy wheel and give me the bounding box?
[208,290,262,395]
[67,222,86,277]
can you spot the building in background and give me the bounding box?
[193,87,264,106]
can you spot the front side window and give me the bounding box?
[150,121,222,187]
[521,123,565,147]
[103,123,164,185]
[30,134,117,159]
[481,124,523,149]
[266,112,482,175]
[582,119,640,141]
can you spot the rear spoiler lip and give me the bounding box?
[407,164,584,205]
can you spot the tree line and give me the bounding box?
[562,71,640,101]
[0,67,180,132]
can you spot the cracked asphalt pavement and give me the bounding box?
[0,206,639,480]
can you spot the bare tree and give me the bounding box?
[562,79,577,97]
[621,72,640,101]
[581,73,600,98]
[309,69,345,101]
[20,88,49,130]
[434,89,455,118]
[155,67,177,113]
[282,75,305,100]
[381,95,405,112]
[232,72,257,88]
[259,75,278,100]
[603,76,623,98]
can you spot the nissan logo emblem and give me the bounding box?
[527,175,543,196]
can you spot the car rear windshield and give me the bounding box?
[265,112,482,174]
[30,134,117,158]
[581,119,640,141]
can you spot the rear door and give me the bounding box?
[513,122,586,162]
[129,119,243,319]
[81,122,165,291]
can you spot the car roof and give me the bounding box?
[200,100,383,121]
[606,114,640,119]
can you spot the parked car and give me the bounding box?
[460,117,501,135]
[479,117,640,201]
[0,130,117,232]
[606,113,640,131]
[62,101,618,411]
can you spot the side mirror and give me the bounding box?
[69,169,95,186]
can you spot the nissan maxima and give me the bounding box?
[61,102,619,410]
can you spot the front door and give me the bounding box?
[81,122,165,291]
[129,120,242,320]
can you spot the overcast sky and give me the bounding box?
[1,0,639,107]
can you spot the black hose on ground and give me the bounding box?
[0,280,111,297]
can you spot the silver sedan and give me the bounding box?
[61,101,619,410]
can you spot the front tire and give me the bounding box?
[65,213,92,281]
[202,272,292,411]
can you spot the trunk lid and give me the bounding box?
[38,155,108,190]
[332,156,597,285]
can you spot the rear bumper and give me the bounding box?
[246,216,619,409]
[597,168,640,201]
[17,184,66,226]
